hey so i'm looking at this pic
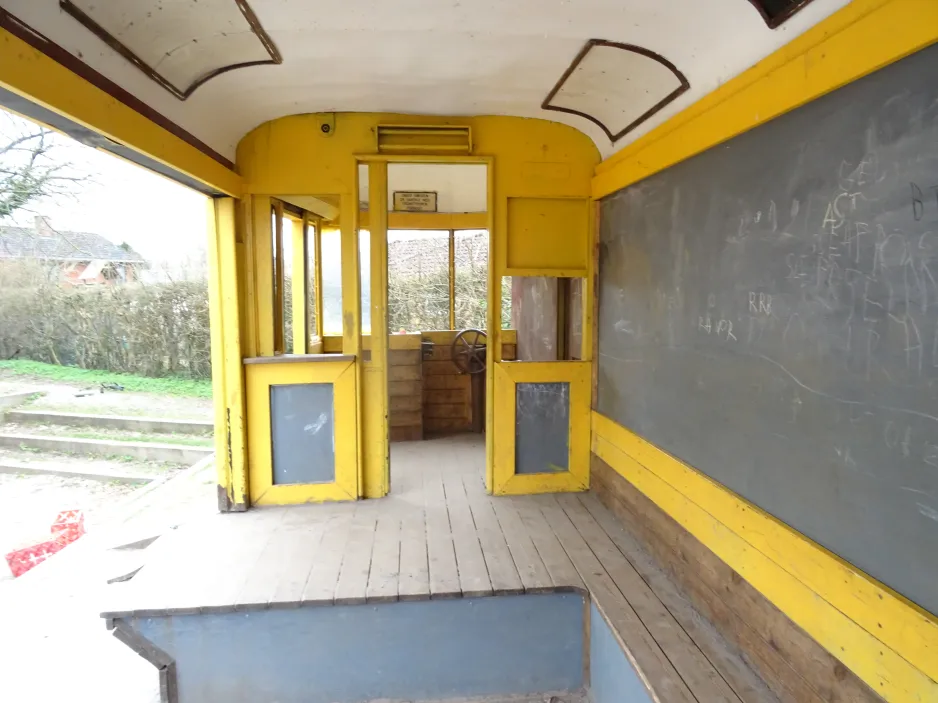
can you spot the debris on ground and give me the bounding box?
[4,509,85,577]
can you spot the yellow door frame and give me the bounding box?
[245,358,358,504]
[492,360,591,495]
[356,154,496,495]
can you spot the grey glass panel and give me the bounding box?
[515,382,569,475]
[270,383,335,485]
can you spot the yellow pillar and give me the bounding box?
[340,174,363,496]
[207,197,248,511]
[362,161,390,498]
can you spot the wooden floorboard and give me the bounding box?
[301,512,354,603]
[334,501,379,605]
[422,450,461,597]
[580,492,778,703]
[441,456,492,597]
[513,497,584,591]
[366,513,401,602]
[104,436,779,703]
[558,494,742,703]
[536,494,698,703]
[462,472,524,595]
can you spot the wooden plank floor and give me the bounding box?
[102,435,777,703]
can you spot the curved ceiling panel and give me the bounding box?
[60,0,280,99]
[0,0,853,159]
[543,40,689,144]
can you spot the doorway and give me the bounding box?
[358,159,497,495]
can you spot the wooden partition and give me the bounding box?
[421,330,516,435]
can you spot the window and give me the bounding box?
[388,230,450,333]
[454,230,489,330]
[320,228,342,336]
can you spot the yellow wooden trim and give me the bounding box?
[502,267,589,279]
[0,25,241,197]
[592,0,938,199]
[356,153,492,164]
[591,411,938,700]
[272,199,286,355]
[252,196,275,356]
[359,211,487,230]
[492,361,590,495]
[291,215,308,354]
[239,198,258,359]
[448,229,456,330]
[363,160,390,498]
[485,162,497,493]
[246,360,357,504]
[312,218,324,339]
[207,198,248,508]
[581,202,596,362]
[389,334,421,350]
[206,200,229,495]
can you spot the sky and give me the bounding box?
[1,108,208,263]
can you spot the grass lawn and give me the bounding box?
[0,360,212,398]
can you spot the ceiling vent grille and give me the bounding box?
[376,125,472,154]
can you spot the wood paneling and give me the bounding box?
[590,455,882,703]
[388,338,423,442]
[389,365,421,382]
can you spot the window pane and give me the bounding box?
[321,228,342,336]
[306,221,317,341]
[501,276,512,330]
[360,230,371,335]
[388,230,449,333]
[281,217,294,354]
[453,229,488,330]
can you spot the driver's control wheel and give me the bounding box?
[451,328,487,375]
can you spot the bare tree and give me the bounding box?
[0,111,86,219]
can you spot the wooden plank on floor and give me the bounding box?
[513,497,583,591]
[488,496,551,593]
[334,502,379,605]
[423,461,461,597]
[366,513,401,602]
[232,509,321,608]
[557,494,742,703]
[301,511,356,603]
[535,495,698,703]
[462,473,524,595]
[441,463,492,597]
[590,462,835,703]
[398,503,430,601]
[580,492,778,703]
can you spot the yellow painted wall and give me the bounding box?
[589,1,938,699]
[238,113,599,499]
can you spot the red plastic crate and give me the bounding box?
[4,510,85,578]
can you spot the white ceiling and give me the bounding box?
[1,0,851,161]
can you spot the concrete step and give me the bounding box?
[5,410,212,436]
[0,433,212,465]
[0,461,154,485]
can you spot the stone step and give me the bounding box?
[5,409,212,436]
[0,433,212,465]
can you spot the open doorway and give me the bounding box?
[358,161,507,493]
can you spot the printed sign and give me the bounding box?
[393,191,438,212]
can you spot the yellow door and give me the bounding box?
[492,360,591,495]
[246,358,358,504]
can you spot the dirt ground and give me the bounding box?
[0,373,212,581]
[0,372,213,419]
[0,473,138,578]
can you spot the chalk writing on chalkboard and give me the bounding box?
[597,41,938,615]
